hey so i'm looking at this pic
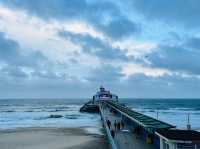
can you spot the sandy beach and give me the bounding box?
[0,127,109,149]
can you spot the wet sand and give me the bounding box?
[0,127,109,149]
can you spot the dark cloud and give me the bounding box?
[0,0,87,20]
[31,70,60,80]
[0,32,20,64]
[168,32,181,41]
[0,74,94,98]
[121,73,200,98]
[1,1,200,98]
[0,0,139,39]
[59,31,129,61]
[129,0,200,27]
[0,31,95,98]
[97,18,140,39]
[0,66,28,79]
[0,32,46,67]
[86,64,123,83]
[185,37,200,50]
[0,32,50,82]
[147,44,200,75]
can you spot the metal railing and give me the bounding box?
[104,100,175,133]
[99,105,117,149]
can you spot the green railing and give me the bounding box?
[104,100,175,133]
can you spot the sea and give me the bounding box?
[0,98,200,132]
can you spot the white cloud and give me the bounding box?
[122,63,171,78]
[0,5,170,81]
[0,5,105,82]
[0,5,102,68]
[111,38,157,57]
[0,6,101,56]
[0,1,200,98]
[60,21,104,39]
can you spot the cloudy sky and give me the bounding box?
[0,0,200,98]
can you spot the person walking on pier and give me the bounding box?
[114,120,117,131]
[121,120,124,129]
[106,119,111,129]
[117,122,120,130]
[110,129,115,138]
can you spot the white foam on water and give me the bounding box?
[1,99,200,132]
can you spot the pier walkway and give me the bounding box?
[82,86,200,149]
[101,104,155,149]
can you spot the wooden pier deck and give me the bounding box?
[101,105,155,149]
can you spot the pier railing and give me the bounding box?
[99,105,117,149]
[103,100,175,134]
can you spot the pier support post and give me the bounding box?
[160,138,164,149]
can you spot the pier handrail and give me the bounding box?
[99,105,117,149]
[104,100,175,133]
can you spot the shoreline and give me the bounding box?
[0,127,109,149]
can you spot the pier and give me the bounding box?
[98,100,200,149]
[99,102,155,149]
[80,87,200,149]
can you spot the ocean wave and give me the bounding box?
[1,110,15,112]
[34,114,64,120]
[43,109,68,112]
[34,117,49,120]
[142,107,170,110]
[65,114,81,119]
[34,114,82,120]
[0,104,81,113]
[24,110,34,112]
[194,107,200,111]
[48,114,63,118]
